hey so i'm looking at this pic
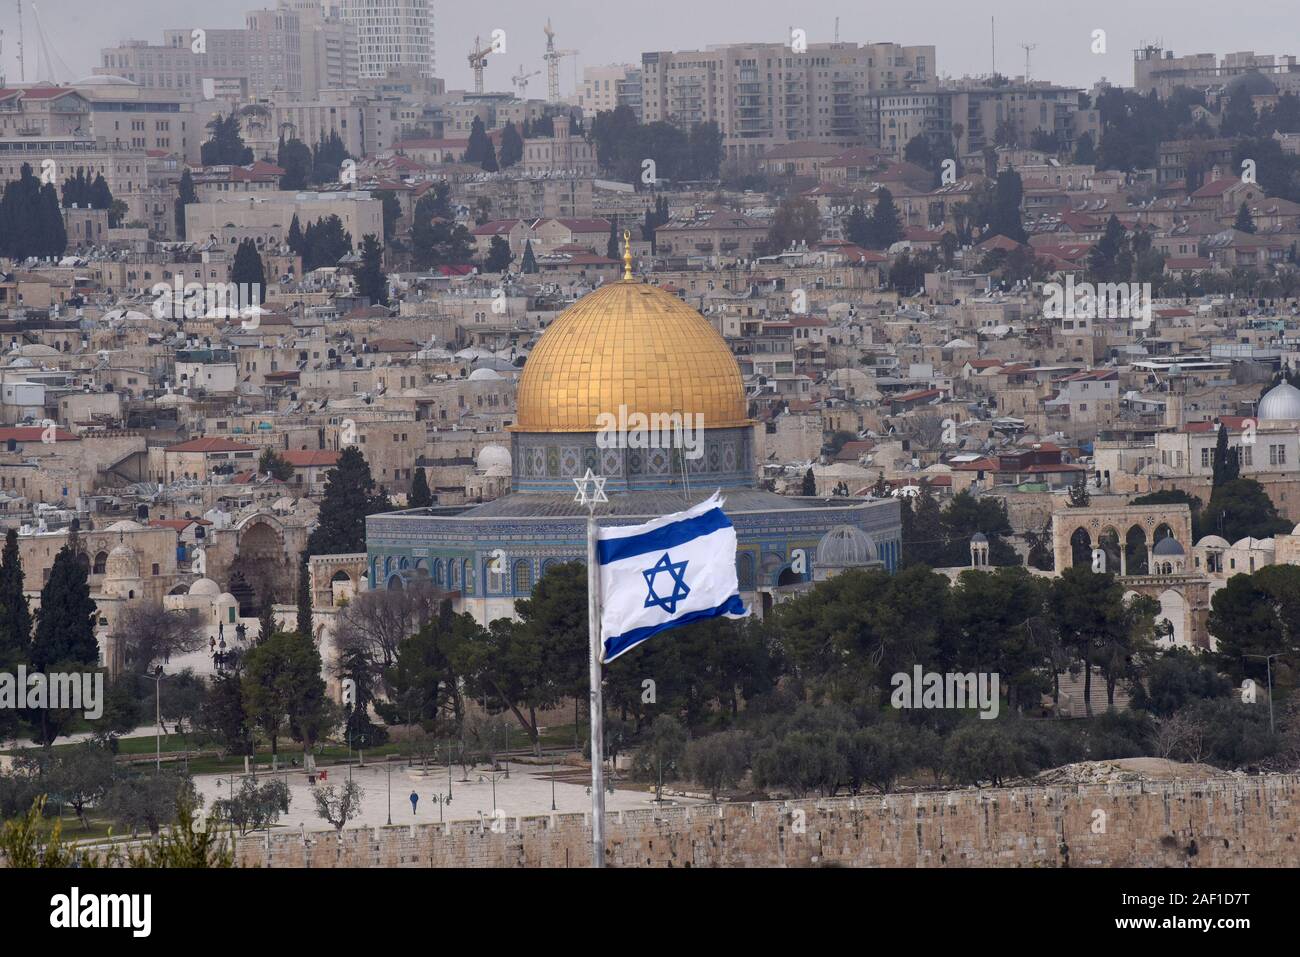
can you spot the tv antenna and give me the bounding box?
[1020,42,1037,83]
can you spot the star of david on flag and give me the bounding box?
[596,491,748,663]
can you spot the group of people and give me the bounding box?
[209,621,249,672]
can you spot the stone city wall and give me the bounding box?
[232,774,1300,868]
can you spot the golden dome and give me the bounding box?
[513,281,749,432]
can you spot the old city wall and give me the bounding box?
[233,775,1300,868]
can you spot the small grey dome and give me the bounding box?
[1259,382,1300,421]
[817,524,877,566]
[1152,537,1185,557]
[970,532,988,544]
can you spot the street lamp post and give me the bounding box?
[143,665,164,772]
[386,762,391,826]
[1245,653,1282,734]
[551,756,557,811]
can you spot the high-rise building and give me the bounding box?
[640,41,935,159]
[98,4,358,102]
[339,0,435,80]
[280,1,361,96]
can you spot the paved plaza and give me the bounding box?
[193,759,702,833]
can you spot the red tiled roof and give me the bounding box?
[148,518,213,531]
[0,426,77,442]
[283,450,340,468]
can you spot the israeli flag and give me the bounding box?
[597,491,748,663]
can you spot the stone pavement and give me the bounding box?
[194,759,703,832]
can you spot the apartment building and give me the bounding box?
[578,65,642,120]
[640,41,936,159]
[339,0,435,80]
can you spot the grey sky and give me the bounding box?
[1,0,1295,94]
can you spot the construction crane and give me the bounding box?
[543,19,577,102]
[15,0,24,83]
[468,36,491,95]
[512,64,541,99]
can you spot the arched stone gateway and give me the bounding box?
[1052,504,1210,648]
[230,514,292,607]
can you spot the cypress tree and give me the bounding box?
[0,529,32,666]
[353,234,388,305]
[306,446,388,555]
[521,239,538,274]
[232,238,267,307]
[409,467,433,507]
[296,554,313,639]
[257,592,277,643]
[31,542,98,669]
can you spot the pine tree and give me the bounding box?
[296,555,313,639]
[0,529,32,667]
[31,543,98,669]
[409,467,433,507]
[484,235,513,273]
[800,468,817,496]
[607,218,620,260]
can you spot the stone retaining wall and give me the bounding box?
[232,774,1300,868]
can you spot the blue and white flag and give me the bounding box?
[597,491,748,663]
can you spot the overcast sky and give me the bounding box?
[1,0,1295,94]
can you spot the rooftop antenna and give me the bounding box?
[1020,41,1037,83]
[990,17,995,76]
[834,16,839,43]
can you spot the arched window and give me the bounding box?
[462,559,475,595]
[736,552,756,590]
[486,557,504,593]
[433,558,444,585]
[93,551,108,575]
[513,559,533,595]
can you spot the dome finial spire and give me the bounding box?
[622,229,634,281]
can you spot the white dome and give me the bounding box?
[1259,382,1300,421]
[468,367,503,381]
[476,444,512,473]
[1196,535,1231,548]
[104,519,143,532]
[105,543,141,579]
[189,577,221,597]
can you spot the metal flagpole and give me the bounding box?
[587,508,605,868]
[575,468,608,868]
